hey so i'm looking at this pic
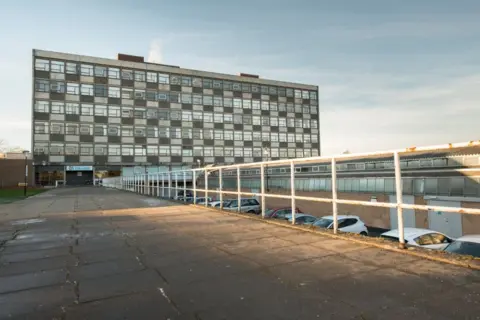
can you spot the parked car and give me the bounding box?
[443,235,480,257]
[380,228,453,250]
[223,198,260,214]
[286,213,317,225]
[175,190,193,200]
[209,200,232,208]
[311,215,369,235]
[265,207,303,219]
[195,197,213,205]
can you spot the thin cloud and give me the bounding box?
[147,39,163,64]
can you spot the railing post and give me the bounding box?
[193,170,197,204]
[168,172,172,199]
[156,173,160,197]
[175,173,178,200]
[394,151,406,249]
[204,169,208,207]
[134,175,137,193]
[290,161,296,224]
[260,164,265,218]
[237,166,241,213]
[219,168,223,209]
[146,174,149,195]
[161,173,165,198]
[331,158,338,234]
[183,171,187,203]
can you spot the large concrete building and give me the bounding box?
[32,49,319,186]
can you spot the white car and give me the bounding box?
[381,228,453,250]
[443,235,480,257]
[223,198,260,214]
[311,215,369,235]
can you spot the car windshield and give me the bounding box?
[265,209,275,215]
[444,240,480,257]
[313,218,332,228]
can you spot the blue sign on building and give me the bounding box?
[66,166,93,172]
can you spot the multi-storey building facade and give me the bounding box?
[32,49,319,185]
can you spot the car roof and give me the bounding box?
[381,228,448,240]
[453,235,480,243]
[320,215,360,220]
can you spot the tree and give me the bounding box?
[0,139,6,153]
[0,139,23,153]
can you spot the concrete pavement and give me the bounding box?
[0,187,479,319]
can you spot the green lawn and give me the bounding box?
[0,188,47,204]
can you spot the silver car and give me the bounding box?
[223,198,260,214]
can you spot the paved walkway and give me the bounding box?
[0,187,479,319]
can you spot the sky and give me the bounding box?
[0,0,479,155]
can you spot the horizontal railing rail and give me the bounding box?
[102,140,480,249]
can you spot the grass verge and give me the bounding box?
[0,188,46,204]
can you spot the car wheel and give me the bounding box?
[247,210,255,214]
[360,231,368,236]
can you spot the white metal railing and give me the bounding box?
[103,140,480,248]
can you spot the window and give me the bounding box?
[269,87,277,95]
[252,100,260,110]
[134,108,146,119]
[122,88,133,99]
[95,104,107,116]
[213,80,222,89]
[311,120,318,128]
[241,83,250,92]
[287,103,294,113]
[94,84,107,97]
[192,78,202,87]
[66,62,78,74]
[224,98,233,107]
[171,92,180,103]
[81,84,94,96]
[271,133,278,142]
[94,66,107,77]
[50,122,64,134]
[159,127,170,138]
[295,134,303,142]
[203,96,213,105]
[234,148,242,157]
[50,143,64,155]
[134,89,145,100]
[242,99,251,109]
[294,89,302,99]
[271,117,278,126]
[171,128,181,139]
[146,72,157,83]
[296,149,304,158]
[67,83,79,95]
[95,125,107,136]
[134,71,145,82]
[224,130,233,140]
[303,119,311,129]
[159,146,170,155]
[135,145,146,156]
[234,115,243,124]
[204,129,214,139]
[304,134,311,143]
[311,134,318,143]
[35,59,49,71]
[214,147,223,156]
[214,113,223,123]
[223,81,232,90]
[225,147,234,156]
[121,69,133,80]
[244,148,253,157]
[108,87,120,98]
[193,146,203,156]
[182,93,192,104]
[286,88,294,97]
[50,81,65,93]
[146,109,157,119]
[35,79,49,92]
[34,121,48,134]
[278,103,286,112]
[79,124,93,135]
[214,130,223,140]
[181,128,193,139]
[252,116,261,125]
[262,132,270,141]
[158,91,169,101]
[81,64,94,76]
[287,118,295,127]
[122,126,133,137]
[279,133,286,142]
[191,111,202,121]
[310,91,317,100]
[145,90,156,101]
[171,146,181,156]
[34,101,49,113]
[183,149,192,157]
[170,110,181,120]
[51,102,64,114]
[191,94,201,105]
[233,98,242,108]
[243,115,252,125]
[234,131,243,140]
[193,128,203,139]
[81,104,94,116]
[287,133,295,142]
[65,143,78,155]
[244,132,252,141]
[415,234,435,246]
[213,96,223,107]
[204,146,214,156]
[253,148,262,157]
[108,106,121,117]
[302,105,310,114]
[158,110,169,120]
[261,117,270,126]
[223,114,233,123]
[202,79,212,89]
[278,118,286,127]
[180,111,191,121]
[158,73,169,84]
[261,101,269,111]
[108,67,120,79]
[203,113,213,122]
[107,145,120,156]
[122,145,134,156]
[295,105,302,113]
[170,75,181,85]
[108,125,120,136]
[80,144,93,155]
[295,119,303,128]
[181,76,192,86]
[50,61,64,73]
